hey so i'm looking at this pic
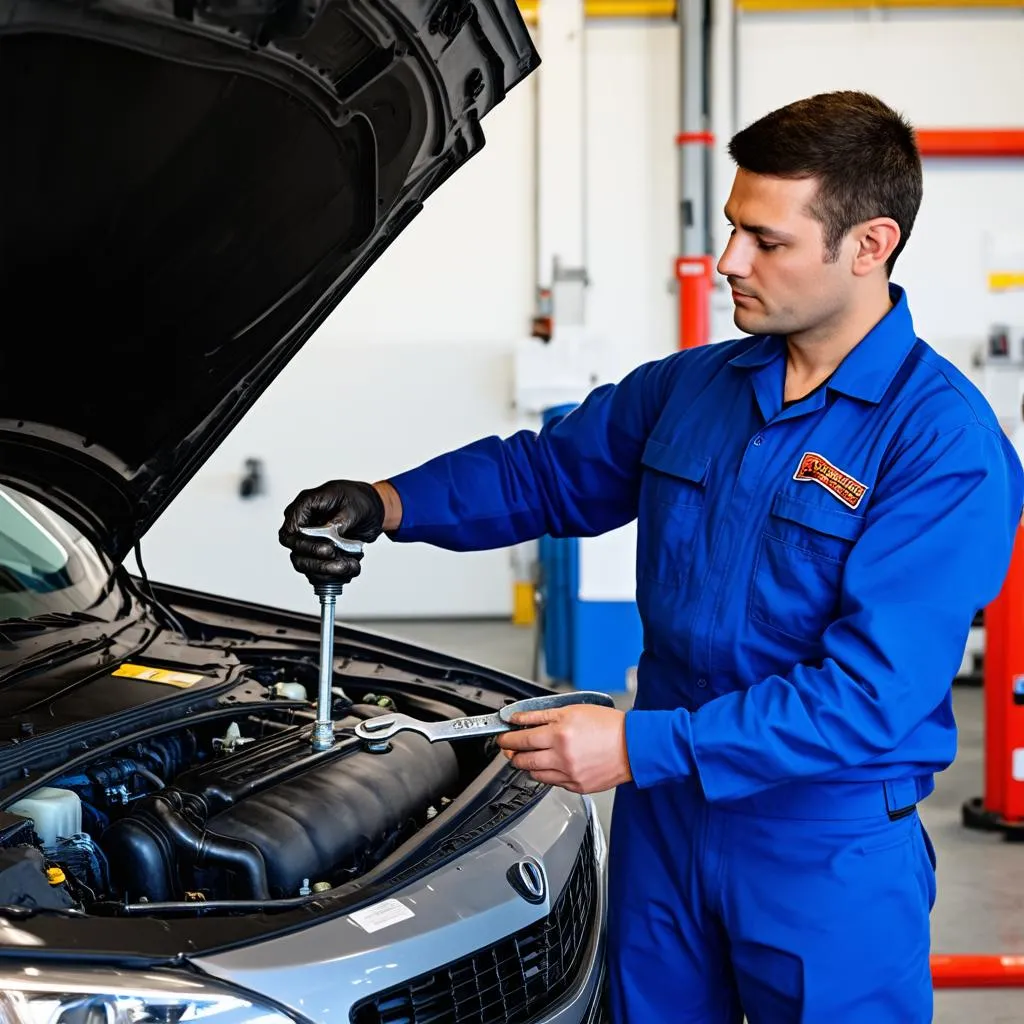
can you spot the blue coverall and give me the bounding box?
[387,286,1024,1022]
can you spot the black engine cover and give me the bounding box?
[207,728,458,896]
[102,706,460,901]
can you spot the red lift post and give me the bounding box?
[674,0,714,351]
[674,129,715,350]
[675,253,714,349]
[962,523,1024,837]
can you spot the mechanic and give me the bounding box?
[278,91,1024,1023]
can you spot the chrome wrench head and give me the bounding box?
[354,714,422,743]
[299,524,365,555]
[353,711,506,745]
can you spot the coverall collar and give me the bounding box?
[727,284,919,407]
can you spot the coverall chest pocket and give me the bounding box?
[750,493,865,642]
[637,440,709,586]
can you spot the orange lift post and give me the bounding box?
[962,523,1024,838]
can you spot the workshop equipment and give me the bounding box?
[931,954,1024,989]
[962,522,1024,837]
[674,0,714,350]
[299,525,364,753]
[353,690,614,747]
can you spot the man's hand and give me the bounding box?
[496,704,632,794]
[279,479,389,585]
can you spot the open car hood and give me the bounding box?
[0,0,537,562]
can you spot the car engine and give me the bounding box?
[0,685,471,911]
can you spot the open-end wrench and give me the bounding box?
[300,524,365,557]
[353,690,615,747]
[299,525,364,752]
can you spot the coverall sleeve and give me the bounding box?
[385,357,679,551]
[625,421,1024,800]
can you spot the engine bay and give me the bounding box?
[0,653,500,917]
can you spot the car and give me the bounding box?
[0,0,609,1021]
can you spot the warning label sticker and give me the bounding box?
[348,898,416,934]
[793,452,868,510]
[112,664,204,689]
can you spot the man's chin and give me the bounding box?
[733,308,766,335]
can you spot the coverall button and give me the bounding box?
[753,435,763,446]
[697,677,708,688]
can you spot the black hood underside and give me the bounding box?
[0,0,537,560]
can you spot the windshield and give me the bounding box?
[0,484,124,622]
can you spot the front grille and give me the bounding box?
[351,822,598,1024]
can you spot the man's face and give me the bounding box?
[717,169,854,338]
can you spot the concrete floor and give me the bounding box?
[362,618,1024,1022]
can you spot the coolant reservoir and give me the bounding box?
[273,681,307,701]
[8,787,82,848]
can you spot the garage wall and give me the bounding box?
[583,22,680,379]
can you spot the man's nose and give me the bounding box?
[717,235,750,279]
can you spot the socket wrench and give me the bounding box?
[299,525,364,752]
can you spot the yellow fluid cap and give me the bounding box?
[46,867,66,886]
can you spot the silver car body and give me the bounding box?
[196,787,608,1023]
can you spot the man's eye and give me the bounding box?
[757,240,780,252]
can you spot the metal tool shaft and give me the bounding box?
[312,581,344,751]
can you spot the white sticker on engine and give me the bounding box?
[348,899,415,934]
[1013,749,1024,782]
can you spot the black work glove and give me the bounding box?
[278,480,386,585]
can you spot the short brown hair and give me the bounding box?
[727,91,922,274]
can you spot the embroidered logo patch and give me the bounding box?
[793,452,868,510]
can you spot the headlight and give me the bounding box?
[0,966,301,1024]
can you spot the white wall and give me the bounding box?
[576,22,681,602]
[583,22,680,377]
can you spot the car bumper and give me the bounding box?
[193,781,609,1024]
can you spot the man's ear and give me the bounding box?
[851,217,901,276]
